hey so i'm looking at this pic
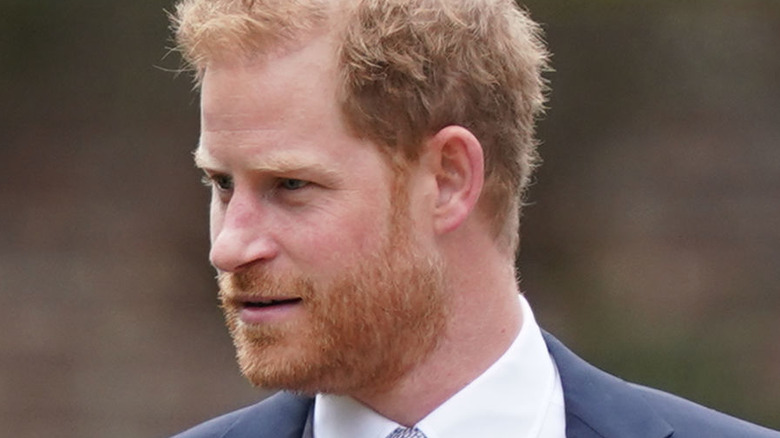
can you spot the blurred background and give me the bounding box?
[1,0,778,436]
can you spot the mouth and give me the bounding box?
[242,298,303,309]
[233,297,304,324]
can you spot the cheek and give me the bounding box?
[290,202,389,264]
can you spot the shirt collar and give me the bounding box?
[314,294,561,438]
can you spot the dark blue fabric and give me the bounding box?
[171,333,780,438]
[544,332,779,438]
[172,391,313,438]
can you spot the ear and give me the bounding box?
[424,125,485,235]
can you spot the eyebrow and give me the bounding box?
[193,146,221,170]
[193,147,343,184]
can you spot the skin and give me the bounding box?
[195,32,524,426]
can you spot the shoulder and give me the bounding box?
[632,384,780,437]
[542,331,780,437]
[171,392,314,438]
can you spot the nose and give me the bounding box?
[209,195,278,272]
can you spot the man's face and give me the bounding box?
[196,36,447,395]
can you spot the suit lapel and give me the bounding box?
[222,392,314,438]
[301,403,314,438]
[543,332,673,438]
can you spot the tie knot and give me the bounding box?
[386,427,427,438]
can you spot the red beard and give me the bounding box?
[218,215,447,396]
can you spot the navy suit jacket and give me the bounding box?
[172,333,779,437]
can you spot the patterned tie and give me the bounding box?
[386,427,427,438]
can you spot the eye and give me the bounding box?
[214,175,234,191]
[201,173,234,192]
[278,178,309,191]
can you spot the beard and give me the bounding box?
[217,203,447,396]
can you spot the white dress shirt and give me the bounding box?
[314,294,566,438]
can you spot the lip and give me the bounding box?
[236,297,304,325]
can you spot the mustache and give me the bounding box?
[217,270,313,303]
[218,270,267,294]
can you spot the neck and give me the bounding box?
[351,246,522,426]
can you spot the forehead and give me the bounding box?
[200,34,339,134]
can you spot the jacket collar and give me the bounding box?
[543,332,674,438]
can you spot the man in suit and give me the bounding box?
[170,0,779,436]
